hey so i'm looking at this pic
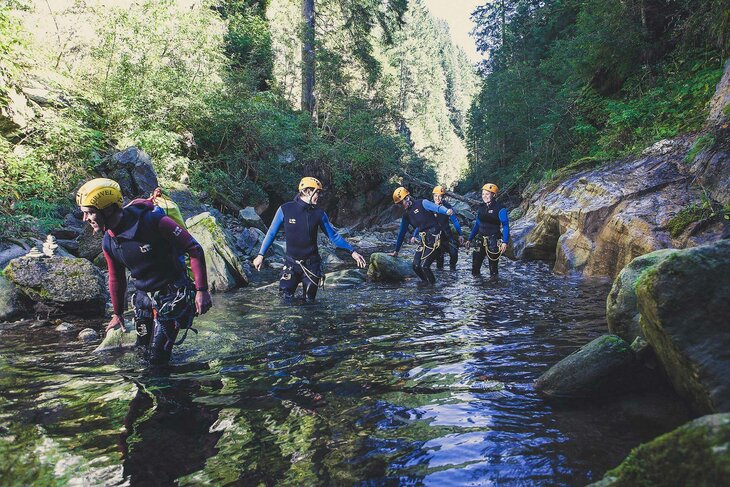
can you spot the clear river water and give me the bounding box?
[0,256,684,485]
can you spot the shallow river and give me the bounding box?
[0,256,679,485]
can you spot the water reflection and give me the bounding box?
[0,257,681,485]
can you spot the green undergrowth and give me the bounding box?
[685,133,716,164]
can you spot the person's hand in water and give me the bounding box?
[106,314,125,333]
[195,291,212,315]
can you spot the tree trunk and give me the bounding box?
[301,0,316,116]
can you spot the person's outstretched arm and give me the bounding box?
[320,213,366,267]
[253,207,284,270]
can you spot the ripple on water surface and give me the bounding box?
[0,259,678,485]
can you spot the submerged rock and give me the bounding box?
[606,248,676,342]
[325,268,366,289]
[592,413,730,486]
[367,252,415,282]
[635,239,730,414]
[186,212,249,292]
[535,335,646,399]
[93,326,136,352]
[4,256,106,318]
[78,328,98,342]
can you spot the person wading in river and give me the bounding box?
[390,187,454,285]
[466,183,510,277]
[252,177,367,303]
[76,178,212,365]
[430,186,464,271]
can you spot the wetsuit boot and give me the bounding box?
[149,320,179,365]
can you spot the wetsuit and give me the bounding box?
[395,199,451,284]
[258,196,354,302]
[434,201,462,270]
[103,202,208,365]
[468,200,509,276]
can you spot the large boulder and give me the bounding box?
[367,252,415,282]
[186,212,249,292]
[0,239,32,270]
[96,147,158,200]
[592,413,730,486]
[163,181,208,219]
[535,335,646,399]
[606,248,677,342]
[4,256,106,317]
[0,274,30,321]
[635,239,730,414]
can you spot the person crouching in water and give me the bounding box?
[390,187,454,285]
[466,183,509,277]
[252,177,367,303]
[431,186,464,271]
[76,178,212,365]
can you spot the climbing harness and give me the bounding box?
[472,236,504,261]
[419,232,441,261]
[149,280,197,346]
[483,236,505,262]
[295,259,325,288]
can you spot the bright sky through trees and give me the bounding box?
[423,0,485,63]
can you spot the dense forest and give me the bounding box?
[0,0,476,237]
[461,0,730,195]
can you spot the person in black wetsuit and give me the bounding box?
[252,177,366,302]
[431,185,464,271]
[76,178,212,365]
[390,187,454,285]
[466,183,510,277]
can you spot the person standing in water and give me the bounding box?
[390,187,454,285]
[431,185,464,271]
[252,177,367,303]
[466,183,509,277]
[76,178,212,365]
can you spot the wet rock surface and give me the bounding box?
[635,239,730,414]
[366,252,416,282]
[186,212,249,292]
[592,413,730,486]
[535,335,648,399]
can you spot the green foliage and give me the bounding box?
[465,0,729,194]
[685,133,716,164]
[666,205,713,237]
[0,4,25,99]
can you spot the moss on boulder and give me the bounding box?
[636,239,730,414]
[366,252,415,282]
[4,256,106,318]
[593,413,730,486]
[606,248,677,342]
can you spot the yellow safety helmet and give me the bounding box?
[76,178,123,210]
[299,177,323,192]
[392,187,410,204]
[482,183,499,194]
[432,185,446,196]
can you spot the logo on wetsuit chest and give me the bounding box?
[173,226,182,237]
[139,244,152,253]
[414,209,419,214]
[488,210,494,213]
[289,218,297,224]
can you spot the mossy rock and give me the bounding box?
[186,212,248,292]
[636,239,730,414]
[4,256,106,318]
[606,248,677,342]
[0,273,31,321]
[592,413,730,486]
[535,334,647,399]
[366,252,415,282]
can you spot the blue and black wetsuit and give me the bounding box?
[258,196,354,302]
[468,200,509,276]
[435,201,462,270]
[395,198,451,284]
